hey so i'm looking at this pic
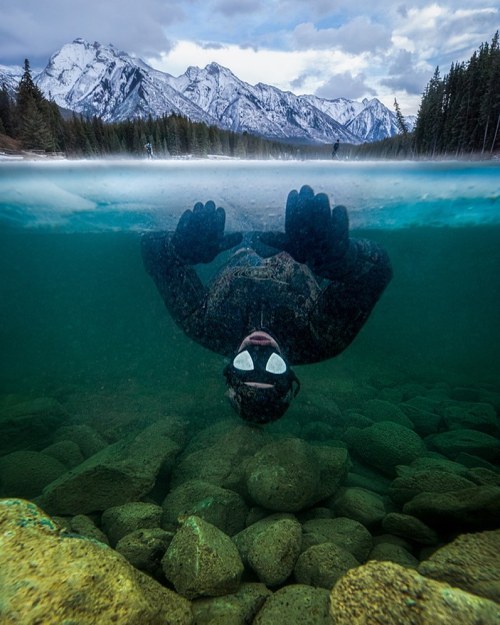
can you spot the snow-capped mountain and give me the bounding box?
[36,39,216,126]
[0,63,23,94]
[166,62,358,143]
[1,39,414,144]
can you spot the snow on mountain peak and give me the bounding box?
[1,39,411,143]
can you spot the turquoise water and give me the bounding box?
[1,160,499,620]
[1,160,499,399]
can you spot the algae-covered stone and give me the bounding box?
[418,529,500,603]
[0,498,192,625]
[331,486,386,527]
[101,501,163,546]
[162,515,244,599]
[116,528,173,576]
[170,424,270,492]
[191,583,271,625]
[426,429,500,462]
[0,396,67,454]
[38,421,181,514]
[440,401,498,434]
[294,542,359,588]
[70,514,109,544]
[244,439,349,512]
[361,399,414,428]
[368,542,419,568]
[53,423,108,458]
[253,584,331,625]
[329,560,500,625]
[0,450,66,498]
[301,517,372,562]
[389,469,476,504]
[42,439,85,468]
[162,479,248,536]
[233,513,302,586]
[403,485,500,530]
[382,512,439,545]
[344,421,426,476]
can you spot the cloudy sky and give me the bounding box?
[1,0,498,114]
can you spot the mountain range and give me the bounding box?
[0,38,416,145]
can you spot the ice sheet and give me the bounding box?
[0,159,499,232]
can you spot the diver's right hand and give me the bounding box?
[172,201,242,264]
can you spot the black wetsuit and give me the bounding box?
[141,234,392,365]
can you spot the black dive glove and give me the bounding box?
[259,185,354,279]
[172,201,242,264]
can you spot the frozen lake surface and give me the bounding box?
[1,159,499,232]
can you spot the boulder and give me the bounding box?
[41,440,85,468]
[191,583,271,625]
[162,515,244,599]
[418,529,500,603]
[331,486,386,527]
[162,479,248,536]
[233,514,302,586]
[70,514,109,544]
[403,485,500,530]
[0,451,66,498]
[344,421,426,476]
[0,396,67,454]
[398,402,442,437]
[382,512,439,545]
[253,584,331,625]
[294,542,359,589]
[403,456,472,477]
[301,517,372,562]
[170,424,270,492]
[0,498,192,625]
[389,469,476,505]
[116,528,173,576]
[38,421,181,514]
[330,561,500,624]
[439,401,498,434]
[101,502,163,546]
[426,429,500,462]
[244,438,349,512]
[368,542,419,568]
[361,399,414,428]
[53,424,108,458]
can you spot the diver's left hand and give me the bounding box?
[259,185,350,275]
[172,201,242,264]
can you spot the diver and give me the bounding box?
[141,185,392,424]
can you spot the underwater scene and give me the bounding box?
[0,160,499,624]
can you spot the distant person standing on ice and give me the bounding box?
[332,139,340,159]
[142,185,392,424]
[144,142,153,159]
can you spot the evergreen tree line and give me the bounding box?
[0,59,314,159]
[412,32,499,157]
[2,33,499,159]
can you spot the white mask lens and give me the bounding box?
[265,352,287,374]
[233,350,254,371]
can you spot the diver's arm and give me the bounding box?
[307,238,392,359]
[141,232,208,336]
[258,185,392,360]
[141,201,242,343]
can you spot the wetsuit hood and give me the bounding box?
[223,331,300,424]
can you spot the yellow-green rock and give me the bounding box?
[330,560,500,624]
[0,498,192,625]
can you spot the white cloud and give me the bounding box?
[292,17,391,54]
[148,39,364,92]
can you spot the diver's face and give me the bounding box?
[232,331,288,389]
